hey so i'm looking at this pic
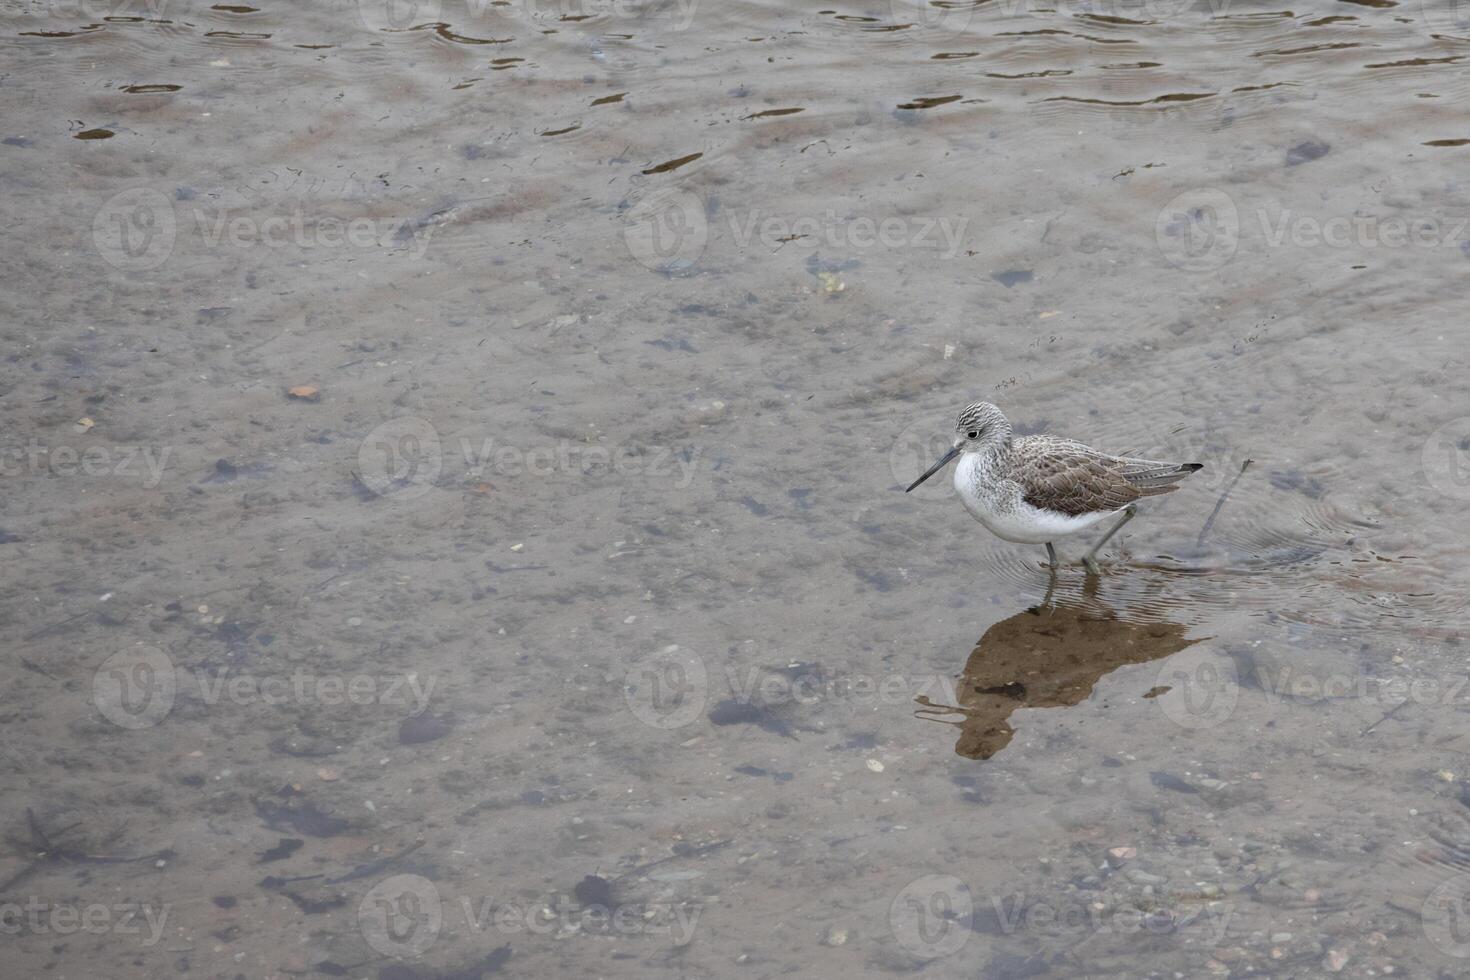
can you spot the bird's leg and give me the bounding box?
[1041,543,1059,604]
[1083,504,1138,574]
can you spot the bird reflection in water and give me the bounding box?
[916,583,1200,760]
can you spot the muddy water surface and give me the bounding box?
[5,0,1470,976]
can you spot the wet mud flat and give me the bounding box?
[5,0,1470,977]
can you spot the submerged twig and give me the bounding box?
[327,841,424,884]
[1360,699,1412,736]
[2,809,171,892]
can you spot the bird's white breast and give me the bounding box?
[952,451,1119,543]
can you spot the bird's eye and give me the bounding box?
[967,430,980,439]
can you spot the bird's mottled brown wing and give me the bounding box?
[1012,437,1142,517]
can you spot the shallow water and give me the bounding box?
[5,0,1470,976]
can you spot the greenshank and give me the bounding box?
[906,402,1203,574]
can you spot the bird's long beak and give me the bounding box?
[906,444,961,492]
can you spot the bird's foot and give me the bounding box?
[1082,555,1102,577]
